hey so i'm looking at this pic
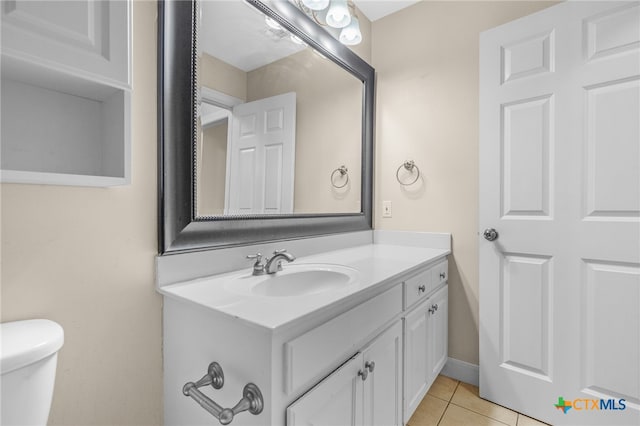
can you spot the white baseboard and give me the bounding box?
[441,357,479,387]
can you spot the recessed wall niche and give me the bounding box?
[0,0,131,186]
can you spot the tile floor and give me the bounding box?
[408,375,550,426]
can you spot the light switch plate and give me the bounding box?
[382,201,392,218]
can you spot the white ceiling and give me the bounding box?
[354,0,421,22]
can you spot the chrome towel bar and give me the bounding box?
[183,362,263,425]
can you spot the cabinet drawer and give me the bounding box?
[433,260,448,288]
[404,269,432,309]
[284,284,402,395]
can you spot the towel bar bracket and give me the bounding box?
[183,362,264,425]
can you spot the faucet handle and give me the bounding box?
[247,253,267,275]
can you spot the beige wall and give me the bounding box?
[199,53,247,101]
[372,1,557,365]
[349,6,372,64]
[0,1,162,425]
[198,120,229,216]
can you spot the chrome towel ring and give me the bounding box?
[331,165,349,188]
[396,160,420,186]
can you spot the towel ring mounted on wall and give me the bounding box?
[331,165,349,188]
[396,160,420,186]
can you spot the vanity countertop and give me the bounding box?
[158,243,450,332]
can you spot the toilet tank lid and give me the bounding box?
[1,319,64,374]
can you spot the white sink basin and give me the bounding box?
[225,264,360,297]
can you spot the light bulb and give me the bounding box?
[326,0,351,28]
[339,16,361,45]
[301,0,330,11]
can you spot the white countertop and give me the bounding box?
[158,243,450,332]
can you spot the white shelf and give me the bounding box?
[1,170,128,187]
[1,65,131,186]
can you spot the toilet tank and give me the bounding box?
[1,319,64,426]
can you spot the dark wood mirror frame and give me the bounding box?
[158,0,375,254]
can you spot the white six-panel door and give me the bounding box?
[479,2,639,425]
[226,92,296,215]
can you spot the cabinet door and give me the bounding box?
[363,321,402,426]
[403,302,430,423]
[429,285,448,381]
[287,353,363,426]
[1,0,130,86]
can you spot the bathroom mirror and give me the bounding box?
[158,0,374,254]
[196,0,364,217]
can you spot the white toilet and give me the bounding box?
[1,319,64,426]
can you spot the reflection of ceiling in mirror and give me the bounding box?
[200,0,307,72]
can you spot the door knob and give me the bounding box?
[483,228,499,241]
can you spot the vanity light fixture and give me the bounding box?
[339,15,362,45]
[293,0,363,46]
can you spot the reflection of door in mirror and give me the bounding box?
[227,92,296,215]
[197,90,296,216]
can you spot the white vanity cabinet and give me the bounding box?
[1,0,131,186]
[403,282,449,423]
[161,250,450,426]
[287,321,403,426]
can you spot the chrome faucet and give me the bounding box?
[265,250,296,274]
[246,250,296,276]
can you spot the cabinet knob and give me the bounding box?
[365,361,375,373]
[418,285,426,293]
[440,272,446,280]
[428,307,435,314]
[358,369,368,381]
[432,304,438,312]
